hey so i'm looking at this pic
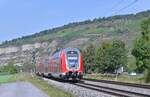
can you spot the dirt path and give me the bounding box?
[0,82,50,97]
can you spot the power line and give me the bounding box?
[113,0,138,15]
[105,0,124,16]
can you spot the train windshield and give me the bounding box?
[67,50,79,69]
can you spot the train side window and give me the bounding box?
[53,51,60,60]
[45,59,49,65]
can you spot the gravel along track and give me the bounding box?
[0,82,50,97]
[82,80,150,97]
[43,78,117,97]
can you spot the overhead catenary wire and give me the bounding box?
[113,0,138,15]
[105,0,124,16]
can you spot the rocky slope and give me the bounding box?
[0,42,48,66]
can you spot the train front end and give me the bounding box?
[61,48,84,80]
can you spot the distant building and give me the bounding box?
[116,66,124,74]
[13,63,23,67]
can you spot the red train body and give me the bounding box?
[36,48,84,80]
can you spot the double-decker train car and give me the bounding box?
[36,48,84,80]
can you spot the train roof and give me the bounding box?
[52,48,80,56]
[64,48,80,51]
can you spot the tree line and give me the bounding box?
[83,40,127,74]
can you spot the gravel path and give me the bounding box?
[84,80,150,95]
[0,82,50,97]
[43,78,116,97]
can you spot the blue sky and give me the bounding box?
[0,0,150,42]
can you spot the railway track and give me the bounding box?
[72,81,150,97]
[40,76,150,97]
[83,78,150,89]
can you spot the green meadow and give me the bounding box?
[0,74,16,84]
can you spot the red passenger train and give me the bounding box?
[36,48,84,80]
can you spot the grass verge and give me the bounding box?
[84,73,150,85]
[0,74,17,84]
[0,73,74,97]
[17,73,74,97]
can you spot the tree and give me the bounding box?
[95,42,111,73]
[83,44,96,73]
[95,40,127,73]
[3,62,18,74]
[132,17,150,83]
[82,50,88,73]
[110,40,127,72]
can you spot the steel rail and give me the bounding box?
[83,78,150,89]
[73,82,150,97]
